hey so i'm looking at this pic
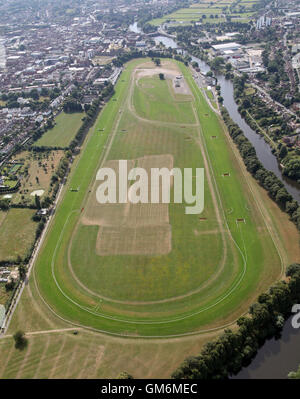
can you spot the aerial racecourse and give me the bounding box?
[33,58,286,337]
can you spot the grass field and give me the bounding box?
[35,112,84,148]
[0,284,11,305]
[150,0,259,26]
[0,208,37,262]
[1,57,299,378]
[133,73,196,124]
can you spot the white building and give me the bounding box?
[212,42,241,52]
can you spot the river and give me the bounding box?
[128,25,300,378]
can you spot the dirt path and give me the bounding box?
[1,327,82,339]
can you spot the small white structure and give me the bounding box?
[212,42,241,52]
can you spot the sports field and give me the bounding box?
[12,57,297,340]
[35,112,84,148]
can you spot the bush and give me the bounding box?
[117,371,133,379]
[5,279,16,292]
[286,263,300,277]
[13,330,28,350]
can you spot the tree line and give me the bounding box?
[220,107,300,224]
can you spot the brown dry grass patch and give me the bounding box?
[82,154,174,255]
[96,224,171,256]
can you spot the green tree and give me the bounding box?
[288,364,300,379]
[18,265,27,281]
[118,371,133,379]
[278,144,288,159]
[275,188,292,206]
[5,279,16,292]
[35,194,41,209]
[286,263,300,277]
[0,199,10,211]
[242,98,251,108]
[283,157,300,180]
[211,57,225,71]
[13,330,28,350]
[154,58,161,66]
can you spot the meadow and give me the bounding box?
[35,111,84,148]
[0,208,37,262]
[150,0,259,26]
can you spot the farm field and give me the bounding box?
[1,57,300,378]
[150,0,259,26]
[35,111,84,148]
[0,208,37,262]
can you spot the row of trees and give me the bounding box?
[63,99,83,113]
[172,263,300,379]
[112,49,187,69]
[69,84,114,152]
[0,180,21,194]
[221,107,300,225]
